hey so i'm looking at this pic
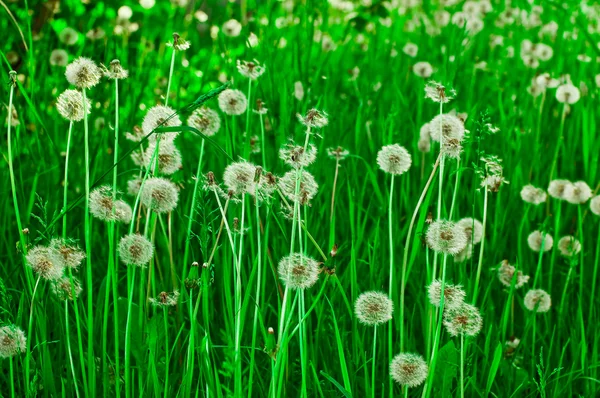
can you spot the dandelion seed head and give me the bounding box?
[279,143,317,168]
[65,57,101,89]
[278,253,320,289]
[50,49,69,67]
[443,303,483,337]
[527,230,553,252]
[25,246,65,281]
[222,19,242,37]
[402,43,418,57]
[144,140,182,175]
[127,176,142,196]
[556,83,580,104]
[119,234,154,267]
[294,81,304,101]
[166,32,191,51]
[520,185,547,205]
[142,105,182,142]
[590,196,600,216]
[457,218,483,244]
[52,276,83,300]
[548,179,572,200]
[297,108,329,128]
[0,325,27,358]
[50,239,85,270]
[114,200,133,224]
[524,289,551,312]
[140,177,179,213]
[149,290,180,307]
[56,89,91,122]
[424,81,456,103]
[498,260,529,288]
[218,89,248,116]
[454,242,473,263]
[278,170,319,204]
[59,27,79,46]
[427,280,466,309]
[428,114,465,143]
[354,291,393,326]
[237,59,266,80]
[563,181,592,204]
[103,59,129,80]
[187,107,221,137]
[426,220,468,255]
[413,61,433,78]
[90,186,118,222]
[327,146,349,161]
[377,144,412,175]
[557,235,581,257]
[390,353,428,388]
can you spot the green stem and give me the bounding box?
[65,300,81,398]
[372,325,378,398]
[259,113,267,168]
[461,334,465,398]
[182,140,205,278]
[248,192,262,397]
[387,175,395,397]
[63,121,74,239]
[124,267,137,398]
[472,176,489,304]
[163,307,170,397]
[10,357,15,398]
[234,194,246,397]
[549,104,567,182]
[244,78,252,157]
[165,48,176,107]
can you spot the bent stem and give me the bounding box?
[63,121,74,238]
[387,175,395,396]
[473,177,489,304]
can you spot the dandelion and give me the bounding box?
[223,161,258,196]
[86,27,106,41]
[354,291,393,326]
[114,200,133,224]
[278,253,320,289]
[218,89,248,115]
[520,185,547,205]
[141,105,182,141]
[187,107,221,136]
[56,89,91,122]
[390,353,428,388]
[149,290,180,307]
[279,143,317,168]
[25,246,65,281]
[563,181,592,204]
[457,218,483,244]
[498,260,529,288]
[424,81,456,103]
[413,61,433,78]
[426,220,468,255]
[527,230,553,252]
[418,123,431,153]
[50,49,69,66]
[222,19,242,37]
[59,27,79,45]
[278,170,319,204]
[443,303,483,337]
[297,108,329,128]
[50,239,85,270]
[548,179,572,200]
[294,81,304,101]
[52,276,83,300]
[144,140,182,175]
[102,59,129,80]
[237,60,266,80]
[327,146,349,161]
[455,243,473,263]
[428,114,465,142]
[0,325,27,358]
[127,176,142,196]
[403,42,418,57]
[524,289,551,312]
[590,196,600,215]
[557,236,581,257]
[140,177,179,213]
[65,57,102,89]
[89,186,118,222]
[166,32,190,51]
[376,144,412,175]
[555,83,580,104]
[427,280,466,309]
[119,234,154,266]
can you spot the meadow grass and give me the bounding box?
[1,0,600,397]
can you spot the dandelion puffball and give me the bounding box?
[426,220,468,255]
[56,89,91,121]
[142,105,182,141]
[279,143,317,169]
[25,246,65,281]
[555,83,580,104]
[52,276,83,300]
[563,181,592,204]
[50,239,85,270]
[590,196,600,215]
[390,353,428,388]
[141,177,179,213]
[354,291,393,326]
[524,289,551,312]
[187,107,221,137]
[497,260,529,289]
[557,236,581,257]
[443,303,483,337]
[457,218,483,244]
[527,230,553,252]
[520,185,547,205]
[428,114,465,143]
[119,234,154,266]
[0,325,27,358]
[377,144,412,175]
[427,280,466,309]
[548,179,572,200]
[65,57,101,89]
[218,89,248,116]
[277,253,320,289]
[297,109,329,128]
[278,170,319,204]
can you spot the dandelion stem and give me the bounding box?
[165,47,176,107]
[549,103,567,182]
[588,224,600,325]
[124,267,137,398]
[473,170,489,305]
[10,357,15,398]
[183,140,206,277]
[63,121,74,239]
[244,78,252,157]
[387,174,395,396]
[248,190,262,397]
[234,193,246,397]
[25,276,40,392]
[372,325,378,398]
[65,300,81,398]
[460,334,465,398]
[259,112,267,168]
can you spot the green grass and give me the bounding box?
[1,0,600,396]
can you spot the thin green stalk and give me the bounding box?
[372,325,378,398]
[165,47,176,107]
[63,121,74,238]
[234,193,246,397]
[10,357,15,398]
[163,307,170,397]
[182,140,205,278]
[124,267,137,398]
[449,158,461,220]
[24,276,40,391]
[588,224,600,324]
[248,192,262,397]
[461,334,465,398]
[401,155,441,352]
[244,78,252,157]
[549,104,567,182]
[259,112,267,168]
[299,290,307,398]
[65,300,80,398]
[82,87,95,394]
[472,177,489,304]
[387,174,395,397]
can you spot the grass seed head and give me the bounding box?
[390,353,428,388]
[354,291,393,326]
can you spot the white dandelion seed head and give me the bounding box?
[390,353,428,388]
[65,57,101,89]
[218,89,248,116]
[590,196,600,216]
[354,291,394,326]
[279,143,318,169]
[457,217,483,244]
[56,89,91,122]
[50,49,69,67]
[142,105,182,142]
[278,170,319,204]
[50,239,85,270]
[443,303,483,337]
[144,140,182,175]
[236,59,266,80]
[556,84,580,104]
[119,234,154,267]
[428,114,465,143]
[498,260,529,289]
[51,276,83,300]
[520,184,547,205]
[141,177,179,213]
[427,280,466,310]
[524,289,551,313]
[557,235,581,257]
[278,253,320,289]
[0,325,27,358]
[25,246,65,281]
[548,179,573,200]
[426,220,469,255]
[187,107,221,137]
[413,61,433,78]
[377,144,412,175]
[527,230,553,252]
[563,181,592,204]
